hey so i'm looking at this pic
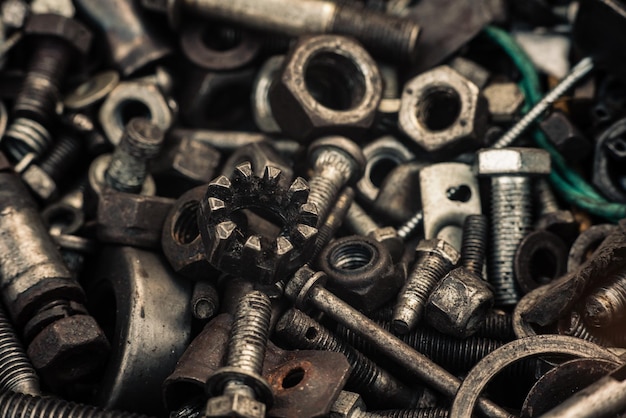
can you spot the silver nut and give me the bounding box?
[483,82,524,123]
[330,391,365,418]
[476,147,551,176]
[399,66,488,156]
[252,55,284,134]
[415,238,460,266]
[205,394,265,418]
[425,267,494,338]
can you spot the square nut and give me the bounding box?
[205,394,266,418]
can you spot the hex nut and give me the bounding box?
[483,82,524,123]
[368,226,404,263]
[205,393,265,418]
[25,14,92,56]
[27,315,109,383]
[425,267,494,338]
[399,66,488,156]
[476,147,551,176]
[319,235,403,312]
[539,110,592,162]
[330,391,365,418]
[252,55,285,134]
[415,238,460,267]
[269,35,383,142]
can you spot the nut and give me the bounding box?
[483,82,524,123]
[269,35,383,142]
[399,65,488,156]
[205,393,265,418]
[329,391,365,418]
[252,55,285,134]
[425,267,494,338]
[476,147,551,176]
[539,110,592,162]
[222,141,294,189]
[319,235,403,312]
[27,315,109,383]
[97,191,174,249]
[25,14,92,56]
[415,238,460,266]
[367,226,404,263]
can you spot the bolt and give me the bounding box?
[2,15,92,161]
[306,137,366,227]
[284,265,510,418]
[345,201,404,262]
[310,187,355,263]
[141,0,420,63]
[191,280,220,321]
[584,271,626,328]
[425,215,493,338]
[205,290,273,418]
[492,56,594,149]
[477,147,551,307]
[535,179,579,243]
[0,391,150,417]
[475,310,515,341]
[0,303,40,396]
[330,391,449,418]
[105,117,164,194]
[275,308,419,409]
[392,239,459,334]
[39,133,83,185]
[372,408,449,418]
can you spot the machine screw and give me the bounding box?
[190,280,220,321]
[0,390,149,417]
[39,134,83,185]
[275,308,419,408]
[392,239,459,334]
[330,391,449,418]
[396,210,424,241]
[0,304,40,396]
[345,201,404,262]
[284,265,510,418]
[310,187,355,263]
[205,290,273,417]
[3,14,92,161]
[105,118,164,194]
[477,147,551,307]
[306,137,365,226]
[141,0,420,63]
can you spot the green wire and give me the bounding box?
[484,25,626,221]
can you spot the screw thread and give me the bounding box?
[3,118,51,161]
[0,305,40,396]
[0,391,149,418]
[40,135,83,183]
[475,311,514,341]
[584,272,626,328]
[332,5,419,62]
[275,309,417,408]
[308,174,346,225]
[393,254,451,333]
[493,57,594,149]
[536,179,559,215]
[461,215,488,276]
[367,408,449,418]
[311,187,355,261]
[397,211,423,240]
[226,291,272,375]
[489,176,533,306]
[559,311,609,346]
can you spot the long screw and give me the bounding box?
[396,211,423,240]
[493,57,594,149]
[275,308,419,408]
[284,266,510,418]
[310,187,355,262]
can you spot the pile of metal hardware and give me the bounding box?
[2,0,626,417]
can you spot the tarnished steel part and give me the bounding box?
[373,162,425,226]
[163,313,350,417]
[419,163,481,251]
[449,335,621,418]
[567,224,616,272]
[521,358,619,417]
[74,0,172,76]
[86,246,192,416]
[513,230,568,294]
[521,221,626,328]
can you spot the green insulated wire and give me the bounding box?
[484,25,626,222]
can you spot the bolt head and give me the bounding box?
[425,267,494,338]
[476,147,551,176]
[25,14,92,56]
[284,265,327,308]
[415,238,460,266]
[307,136,366,184]
[205,393,266,418]
[330,391,365,418]
[368,227,404,262]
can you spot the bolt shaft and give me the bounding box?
[584,271,626,328]
[361,408,449,418]
[311,187,354,261]
[290,280,510,418]
[488,176,533,306]
[461,215,488,276]
[191,280,220,320]
[493,57,594,149]
[346,201,379,236]
[40,134,83,184]
[276,308,418,408]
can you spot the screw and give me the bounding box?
[105,118,164,194]
[534,179,579,242]
[331,391,449,418]
[396,210,423,241]
[0,391,149,417]
[0,303,40,396]
[275,308,419,408]
[191,280,220,321]
[306,137,365,227]
[459,214,488,277]
[475,310,515,341]
[310,187,355,263]
[492,56,594,149]
[372,408,449,418]
[345,201,404,262]
[584,271,626,328]
[284,265,510,418]
[39,134,83,185]
[142,0,420,63]
[2,15,92,161]
[392,239,459,334]
[477,147,551,307]
[205,290,273,417]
